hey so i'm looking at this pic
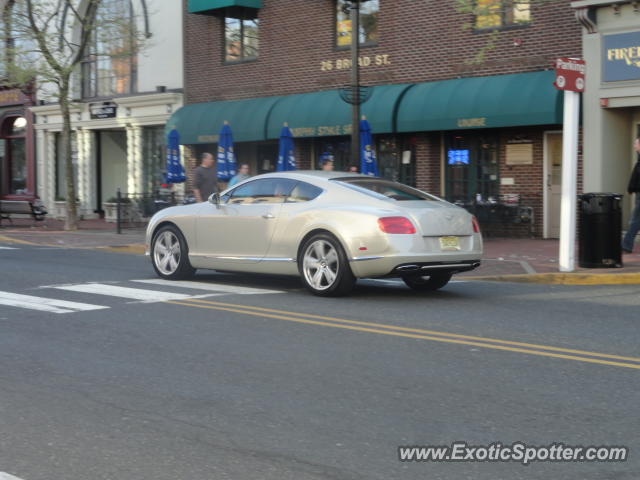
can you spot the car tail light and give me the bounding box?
[472,216,481,233]
[378,216,416,234]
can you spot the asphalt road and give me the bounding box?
[0,243,638,480]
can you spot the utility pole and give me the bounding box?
[350,0,360,168]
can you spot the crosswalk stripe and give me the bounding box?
[52,283,194,302]
[132,278,284,295]
[0,291,108,314]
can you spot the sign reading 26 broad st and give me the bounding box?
[603,31,640,82]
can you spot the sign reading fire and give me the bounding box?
[603,32,640,82]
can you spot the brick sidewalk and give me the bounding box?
[0,217,144,248]
[459,238,640,277]
[1,218,639,279]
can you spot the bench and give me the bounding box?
[0,199,47,225]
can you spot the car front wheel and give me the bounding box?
[151,225,196,280]
[402,273,452,292]
[298,233,355,296]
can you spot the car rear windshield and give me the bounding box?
[332,177,437,201]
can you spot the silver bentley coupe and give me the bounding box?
[145,171,482,296]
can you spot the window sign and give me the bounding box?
[603,32,640,82]
[448,149,470,165]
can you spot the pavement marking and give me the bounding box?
[51,283,194,302]
[97,244,146,255]
[132,278,284,295]
[0,234,38,246]
[0,246,18,249]
[466,272,640,285]
[168,298,640,370]
[0,291,108,314]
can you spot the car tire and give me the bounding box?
[298,233,355,297]
[402,273,452,292]
[151,225,196,280]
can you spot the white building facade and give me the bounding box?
[573,0,640,221]
[30,0,184,218]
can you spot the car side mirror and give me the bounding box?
[208,193,220,208]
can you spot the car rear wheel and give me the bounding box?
[299,233,355,296]
[402,273,452,292]
[151,225,196,280]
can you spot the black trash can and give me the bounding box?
[578,193,623,268]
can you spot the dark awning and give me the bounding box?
[188,0,261,14]
[166,96,282,144]
[265,84,413,139]
[396,71,562,133]
[167,72,562,144]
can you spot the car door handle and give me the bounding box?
[262,213,275,219]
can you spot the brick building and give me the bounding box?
[173,0,583,237]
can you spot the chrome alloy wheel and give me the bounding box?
[302,239,340,291]
[154,230,181,275]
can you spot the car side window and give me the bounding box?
[286,181,323,203]
[227,178,297,205]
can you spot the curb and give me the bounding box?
[95,244,146,255]
[0,234,38,246]
[465,272,640,285]
[0,234,146,254]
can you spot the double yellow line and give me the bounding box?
[167,298,640,370]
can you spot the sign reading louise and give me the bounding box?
[554,58,586,93]
[603,32,640,82]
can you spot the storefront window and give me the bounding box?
[315,137,352,171]
[377,135,416,186]
[446,134,499,204]
[81,0,137,98]
[9,137,25,192]
[336,0,379,47]
[225,16,259,62]
[1,115,28,195]
[475,0,531,29]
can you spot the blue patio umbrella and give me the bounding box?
[276,124,296,171]
[360,117,378,177]
[217,122,236,182]
[165,128,186,183]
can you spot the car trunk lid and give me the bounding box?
[399,201,473,236]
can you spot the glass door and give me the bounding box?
[445,133,499,204]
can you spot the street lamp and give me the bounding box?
[339,0,372,170]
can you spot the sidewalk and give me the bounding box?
[459,238,640,284]
[1,218,639,284]
[0,217,145,250]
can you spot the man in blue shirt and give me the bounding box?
[229,163,251,187]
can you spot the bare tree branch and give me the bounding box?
[25,0,63,74]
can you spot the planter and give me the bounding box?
[103,202,133,223]
[53,201,83,220]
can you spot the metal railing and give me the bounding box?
[113,188,195,233]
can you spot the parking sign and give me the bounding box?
[554,58,586,93]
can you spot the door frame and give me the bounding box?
[543,130,562,239]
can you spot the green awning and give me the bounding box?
[167,72,560,145]
[396,71,563,133]
[188,0,261,14]
[166,96,282,144]
[265,84,412,139]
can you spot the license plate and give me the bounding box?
[439,236,460,251]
